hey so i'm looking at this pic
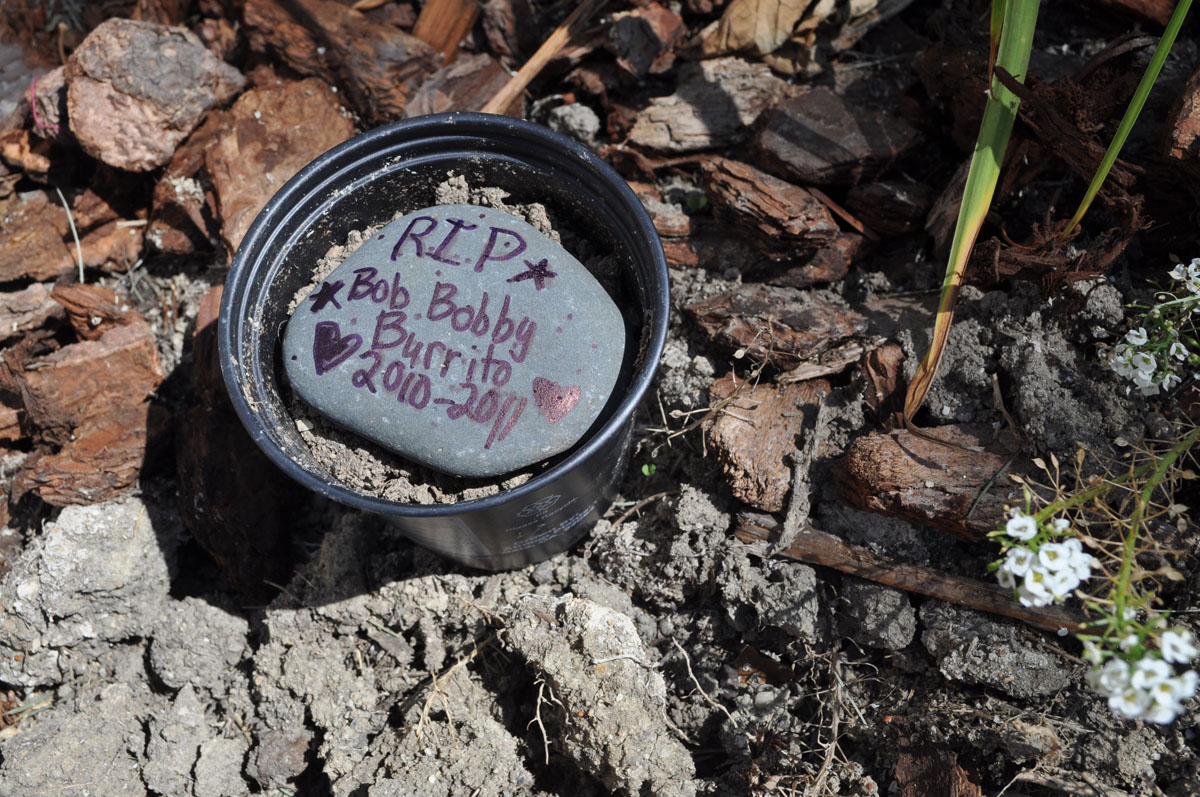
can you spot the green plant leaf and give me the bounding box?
[1061,0,1192,237]
[904,0,1039,424]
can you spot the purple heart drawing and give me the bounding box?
[312,321,362,375]
[532,377,580,423]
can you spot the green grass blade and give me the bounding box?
[905,0,1040,423]
[1061,0,1192,237]
[989,0,1006,77]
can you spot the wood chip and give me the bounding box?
[50,283,141,342]
[403,53,519,118]
[700,156,838,255]
[610,2,686,76]
[14,404,162,506]
[147,111,224,254]
[175,283,301,599]
[844,179,935,236]
[205,78,355,255]
[685,283,868,369]
[16,319,163,447]
[12,319,164,506]
[0,190,143,281]
[688,0,814,58]
[736,515,1086,635]
[482,0,542,68]
[244,0,440,125]
[834,425,1024,541]
[412,0,480,61]
[0,403,21,443]
[705,375,830,512]
[1165,61,1200,165]
[0,284,63,344]
[895,737,982,797]
[64,18,246,171]
[860,341,905,418]
[630,57,798,152]
[754,86,920,186]
[763,233,864,288]
[1090,0,1173,25]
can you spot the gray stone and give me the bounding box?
[0,677,156,796]
[0,494,182,687]
[506,594,697,797]
[547,102,601,144]
[920,601,1073,699]
[149,597,251,694]
[837,576,916,651]
[284,204,625,478]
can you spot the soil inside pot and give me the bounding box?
[283,173,625,504]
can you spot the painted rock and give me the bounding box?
[282,204,626,478]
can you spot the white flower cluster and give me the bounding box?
[1170,258,1200,294]
[1085,630,1199,724]
[995,509,1094,607]
[1109,327,1187,395]
[1107,259,1199,395]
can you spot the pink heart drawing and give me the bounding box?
[532,377,580,424]
[312,321,362,375]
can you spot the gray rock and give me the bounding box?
[144,685,209,796]
[920,601,1074,699]
[149,597,251,694]
[506,593,697,797]
[547,102,601,145]
[837,576,916,651]
[367,664,537,796]
[0,494,181,687]
[284,204,625,478]
[0,676,156,795]
[195,737,250,797]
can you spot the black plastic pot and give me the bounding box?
[219,112,669,570]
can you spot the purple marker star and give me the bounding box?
[507,257,557,291]
[308,279,345,313]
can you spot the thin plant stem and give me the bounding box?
[55,186,84,283]
[1111,425,1200,618]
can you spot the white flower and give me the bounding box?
[1169,341,1188,360]
[1082,640,1104,665]
[1170,263,1188,281]
[1051,517,1071,534]
[1038,542,1070,572]
[1018,569,1052,607]
[1161,630,1199,664]
[1141,698,1182,724]
[1089,658,1131,695]
[1161,372,1182,392]
[1131,351,1156,373]
[996,567,1016,589]
[1154,671,1198,703]
[1126,327,1149,346]
[1186,259,1200,294]
[1130,657,1172,690]
[1109,686,1151,719]
[1043,568,1080,599]
[1006,512,1038,541]
[1173,669,1199,699]
[1003,546,1036,577]
[1120,632,1140,651]
[1109,344,1137,378]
